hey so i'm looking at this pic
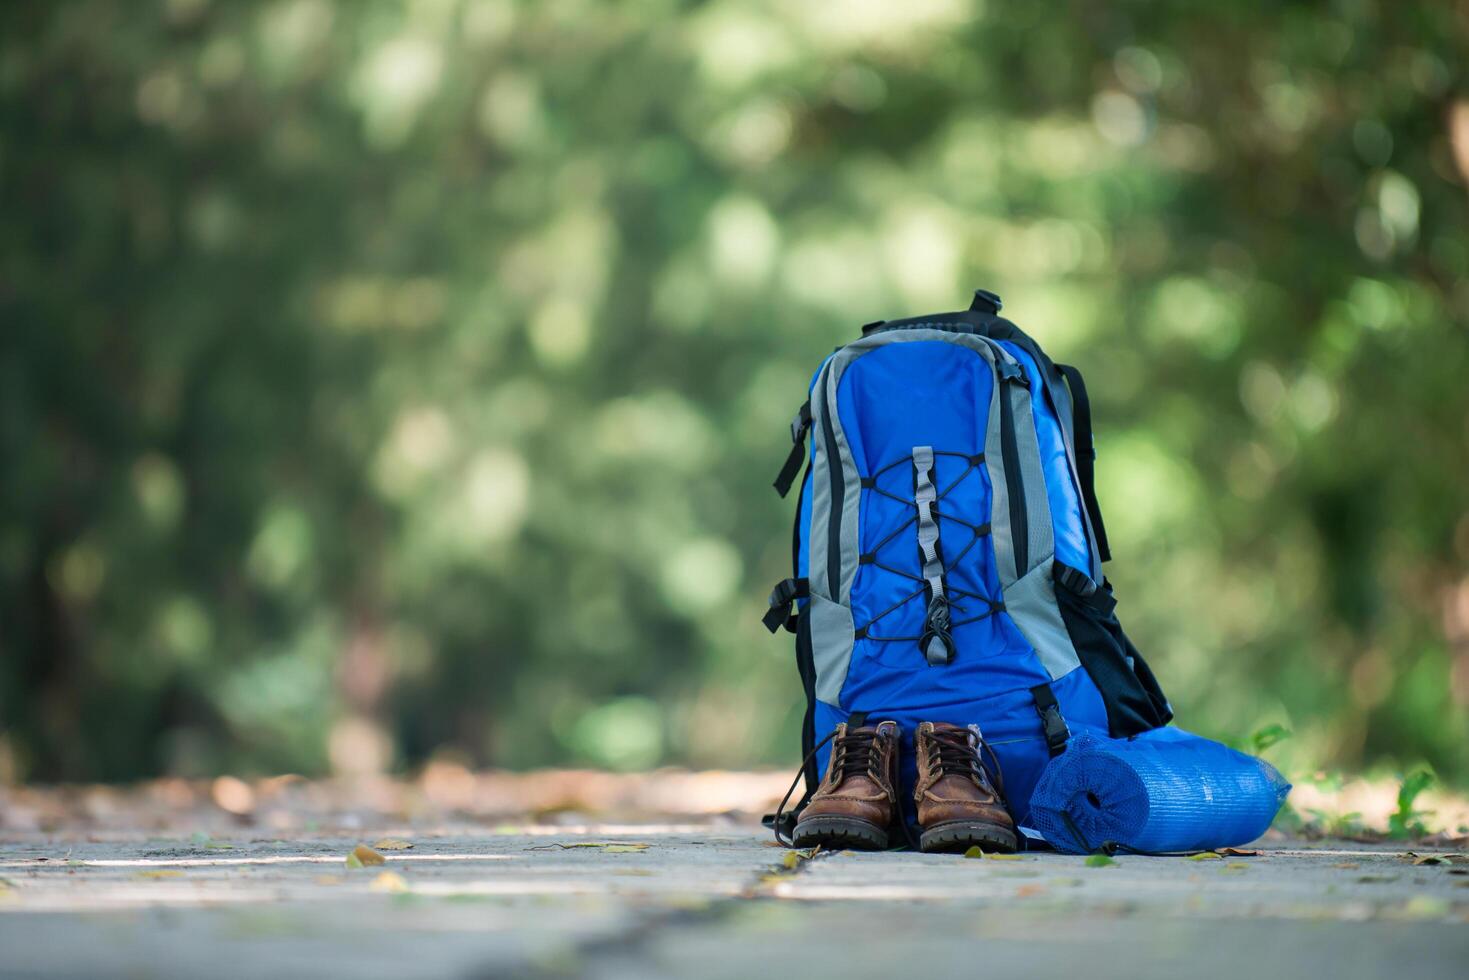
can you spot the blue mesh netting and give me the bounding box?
[1027,728,1291,855]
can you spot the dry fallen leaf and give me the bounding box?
[1219,847,1261,857]
[369,871,409,894]
[134,869,184,880]
[1016,884,1047,898]
[1412,855,1450,866]
[602,844,650,854]
[346,844,386,869]
[373,838,414,851]
[1332,862,1360,870]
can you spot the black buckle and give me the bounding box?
[762,578,808,633]
[998,360,1030,388]
[762,810,799,836]
[790,402,811,443]
[926,593,950,632]
[774,402,813,498]
[1039,706,1069,756]
[1031,683,1070,757]
[1052,561,1098,597]
[921,594,953,665]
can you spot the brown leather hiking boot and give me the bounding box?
[914,721,1018,854]
[791,721,900,850]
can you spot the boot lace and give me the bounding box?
[830,726,890,784]
[927,726,1006,799]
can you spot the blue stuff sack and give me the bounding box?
[1027,727,1291,854]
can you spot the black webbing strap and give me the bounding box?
[762,577,808,633]
[1056,363,1111,564]
[1030,683,1070,757]
[773,400,812,498]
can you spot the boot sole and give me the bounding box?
[790,815,889,850]
[919,820,1018,854]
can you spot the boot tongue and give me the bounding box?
[929,722,972,746]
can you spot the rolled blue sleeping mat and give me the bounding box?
[1027,727,1291,855]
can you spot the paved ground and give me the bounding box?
[2,821,1467,979]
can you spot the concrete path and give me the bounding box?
[1,824,1466,979]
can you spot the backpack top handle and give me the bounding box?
[861,288,1006,337]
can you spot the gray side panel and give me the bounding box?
[809,594,855,705]
[1004,561,1081,680]
[1009,383,1054,578]
[807,360,835,601]
[984,381,1015,589]
[828,362,862,602]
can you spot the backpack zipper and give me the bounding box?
[819,368,844,599]
[996,358,1030,580]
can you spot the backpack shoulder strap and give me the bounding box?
[1055,363,1111,564]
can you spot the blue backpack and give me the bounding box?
[764,289,1173,832]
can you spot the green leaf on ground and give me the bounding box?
[1085,854,1117,868]
[782,850,801,869]
[191,831,233,850]
[1187,851,1221,861]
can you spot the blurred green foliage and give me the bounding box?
[1,0,1467,783]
